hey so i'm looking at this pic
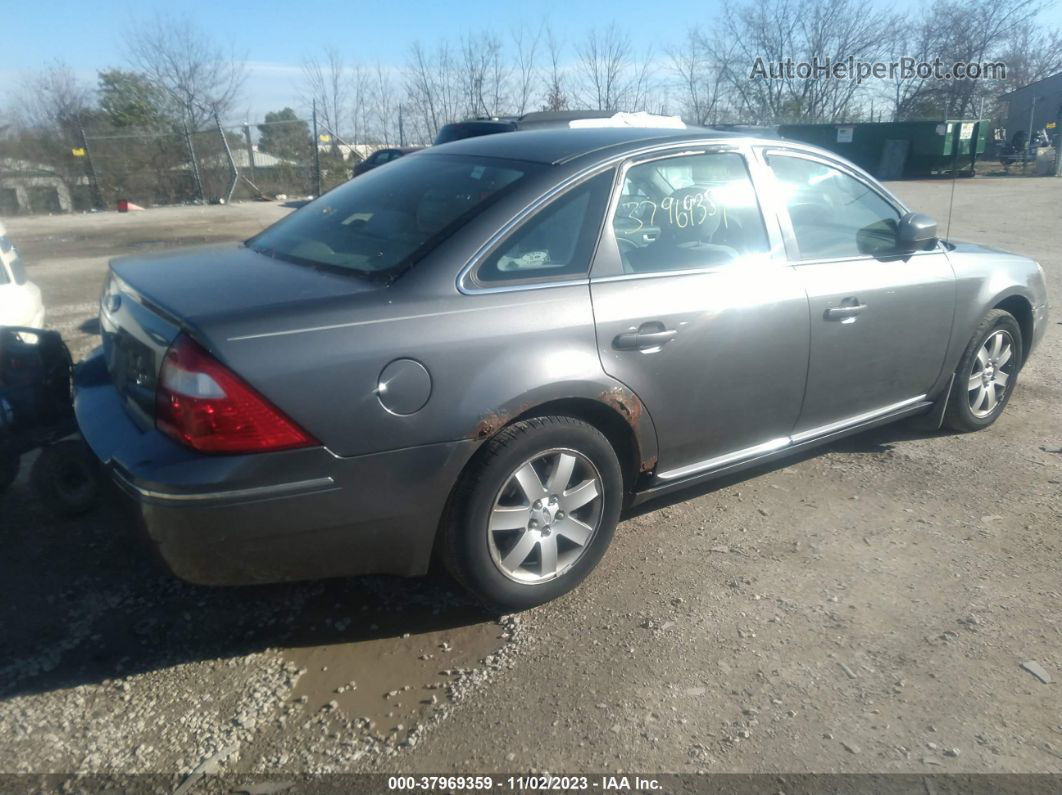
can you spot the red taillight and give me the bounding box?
[155,333,316,454]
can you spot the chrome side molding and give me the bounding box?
[655,395,928,482]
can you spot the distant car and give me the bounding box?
[0,223,44,329]
[434,110,681,145]
[352,147,422,177]
[77,127,1048,611]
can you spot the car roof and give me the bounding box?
[424,127,740,166]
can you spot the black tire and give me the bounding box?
[943,309,1023,433]
[0,452,19,493]
[441,416,624,612]
[30,439,101,517]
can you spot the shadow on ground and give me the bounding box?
[0,480,490,701]
[0,418,944,701]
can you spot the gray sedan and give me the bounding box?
[75,128,1049,610]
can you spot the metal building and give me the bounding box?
[1001,71,1062,148]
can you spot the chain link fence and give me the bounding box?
[0,110,373,215]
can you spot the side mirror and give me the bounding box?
[897,211,938,253]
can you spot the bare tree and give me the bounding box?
[349,62,370,146]
[302,47,349,152]
[459,32,510,118]
[405,40,462,141]
[881,17,945,121]
[512,24,543,114]
[576,24,635,110]
[998,21,1062,91]
[541,25,570,112]
[669,28,727,124]
[3,62,93,200]
[367,63,399,145]
[11,61,91,134]
[712,0,892,123]
[876,0,1053,122]
[125,13,245,130]
[934,0,1048,118]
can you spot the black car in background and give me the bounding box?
[352,146,423,177]
[434,110,619,144]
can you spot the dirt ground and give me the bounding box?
[0,177,1059,783]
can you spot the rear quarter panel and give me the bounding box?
[210,281,654,463]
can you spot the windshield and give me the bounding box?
[248,154,534,279]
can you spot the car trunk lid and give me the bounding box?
[100,243,383,429]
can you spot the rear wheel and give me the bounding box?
[30,439,101,517]
[441,416,623,611]
[943,309,1022,432]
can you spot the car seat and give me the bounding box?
[626,187,738,272]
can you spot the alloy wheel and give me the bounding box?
[486,448,604,584]
[967,329,1015,418]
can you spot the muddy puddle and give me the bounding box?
[280,578,507,742]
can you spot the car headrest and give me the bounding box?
[659,186,722,244]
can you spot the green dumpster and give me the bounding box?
[777,120,988,178]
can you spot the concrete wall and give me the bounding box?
[0,175,73,215]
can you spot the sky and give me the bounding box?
[5,0,1062,122]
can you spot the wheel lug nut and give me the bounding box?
[533,500,542,509]
[557,511,565,519]
[529,520,538,529]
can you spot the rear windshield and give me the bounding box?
[248,154,534,280]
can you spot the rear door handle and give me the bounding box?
[613,324,678,350]
[824,303,867,321]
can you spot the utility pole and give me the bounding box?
[215,112,239,205]
[77,115,104,210]
[184,118,205,203]
[243,123,257,185]
[398,104,406,147]
[1023,96,1038,175]
[312,98,322,197]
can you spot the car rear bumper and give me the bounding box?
[74,349,476,585]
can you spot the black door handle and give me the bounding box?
[613,324,678,350]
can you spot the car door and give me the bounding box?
[761,149,955,435]
[590,148,810,479]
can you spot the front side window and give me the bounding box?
[473,170,614,285]
[610,152,770,274]
[767,154,902,260]
[249,154,534,280]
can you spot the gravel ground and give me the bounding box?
[0,177,1059,781]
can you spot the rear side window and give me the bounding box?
[767,154,901,260]
[248,154,535,280]
[473,170,614,285]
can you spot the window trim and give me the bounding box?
[457,164,618,294]
[758,147,944,265]
[590,144,787,283]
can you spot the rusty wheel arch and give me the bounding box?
[471,393,655,494]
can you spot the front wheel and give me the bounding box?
[441,416,623,612]
[943,309,1022,433]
